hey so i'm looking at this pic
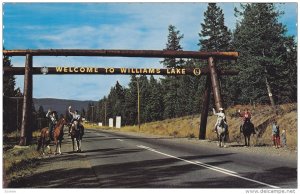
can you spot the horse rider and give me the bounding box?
[68,106,81,134]
[212,107,228,134]
[46,109,57,141]
[238,108,255,134]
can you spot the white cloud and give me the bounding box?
[27,3,209,50]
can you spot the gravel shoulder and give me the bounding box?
[8,137,100,188]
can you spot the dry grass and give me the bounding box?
[3,130,41,186]
[83,122,110,130]
[99,103,297,149]
[120,115,200,138]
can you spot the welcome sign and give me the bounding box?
[53,66,202,76]
[3,66,238,76]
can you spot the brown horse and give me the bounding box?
[37,117,67,155]
[69,121,84,152]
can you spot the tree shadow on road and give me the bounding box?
[7,146,297,188]
[182,166,297,188]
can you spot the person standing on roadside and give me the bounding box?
[281,129,287,148]
[272,120,280,148]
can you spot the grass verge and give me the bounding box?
[3,131,41,187]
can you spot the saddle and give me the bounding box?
[218,120,226,128]
[47,129,54,141]
[218,119,229,135]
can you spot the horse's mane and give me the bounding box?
[244,118,251,123]
[55,117,66,128]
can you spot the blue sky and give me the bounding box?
[3,2,298,101]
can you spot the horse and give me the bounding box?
[37,117,67,155]
[69,120,84,152]
[216,119,228,148]
[242,118,255,147]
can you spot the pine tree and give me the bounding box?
[160,25,185,119]
[86,102,93,122]
[137,75,150,123]
[3,54,16,97]
[233,3,296,104]
[199,3,232,52]
[176,60,204,116]
[124,75,138,125]
[198,3,233,107]
[145,75,163,122]
[281,37,297,102]
[161,25,184,68]
[105,81,126,125]
[95,97,107,125]
[3,53,18,131]
[113,81,125,118]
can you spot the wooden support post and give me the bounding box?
[208,57,224,111]
[19,54,33,146]
[199,76,212,139]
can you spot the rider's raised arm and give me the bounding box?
[46,110,51,118]
[68,106,76,119]
[213,108,217,115]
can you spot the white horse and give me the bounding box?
[216,120,227,148]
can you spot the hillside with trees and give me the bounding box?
[86,3,296,127]
[3,3,296,135]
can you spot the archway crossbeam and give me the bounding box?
[4,49,238,59]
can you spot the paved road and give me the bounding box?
[82,129,297,188]
[10,128,297,188]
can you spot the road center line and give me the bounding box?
[116,139,124,142]
[194,161,238,174]
[137,145,280,189]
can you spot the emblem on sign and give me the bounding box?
[193,68,201,76]
[41,67,49,75]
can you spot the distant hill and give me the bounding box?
[33,98,97,115]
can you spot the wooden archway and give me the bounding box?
[3,49,238,145]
